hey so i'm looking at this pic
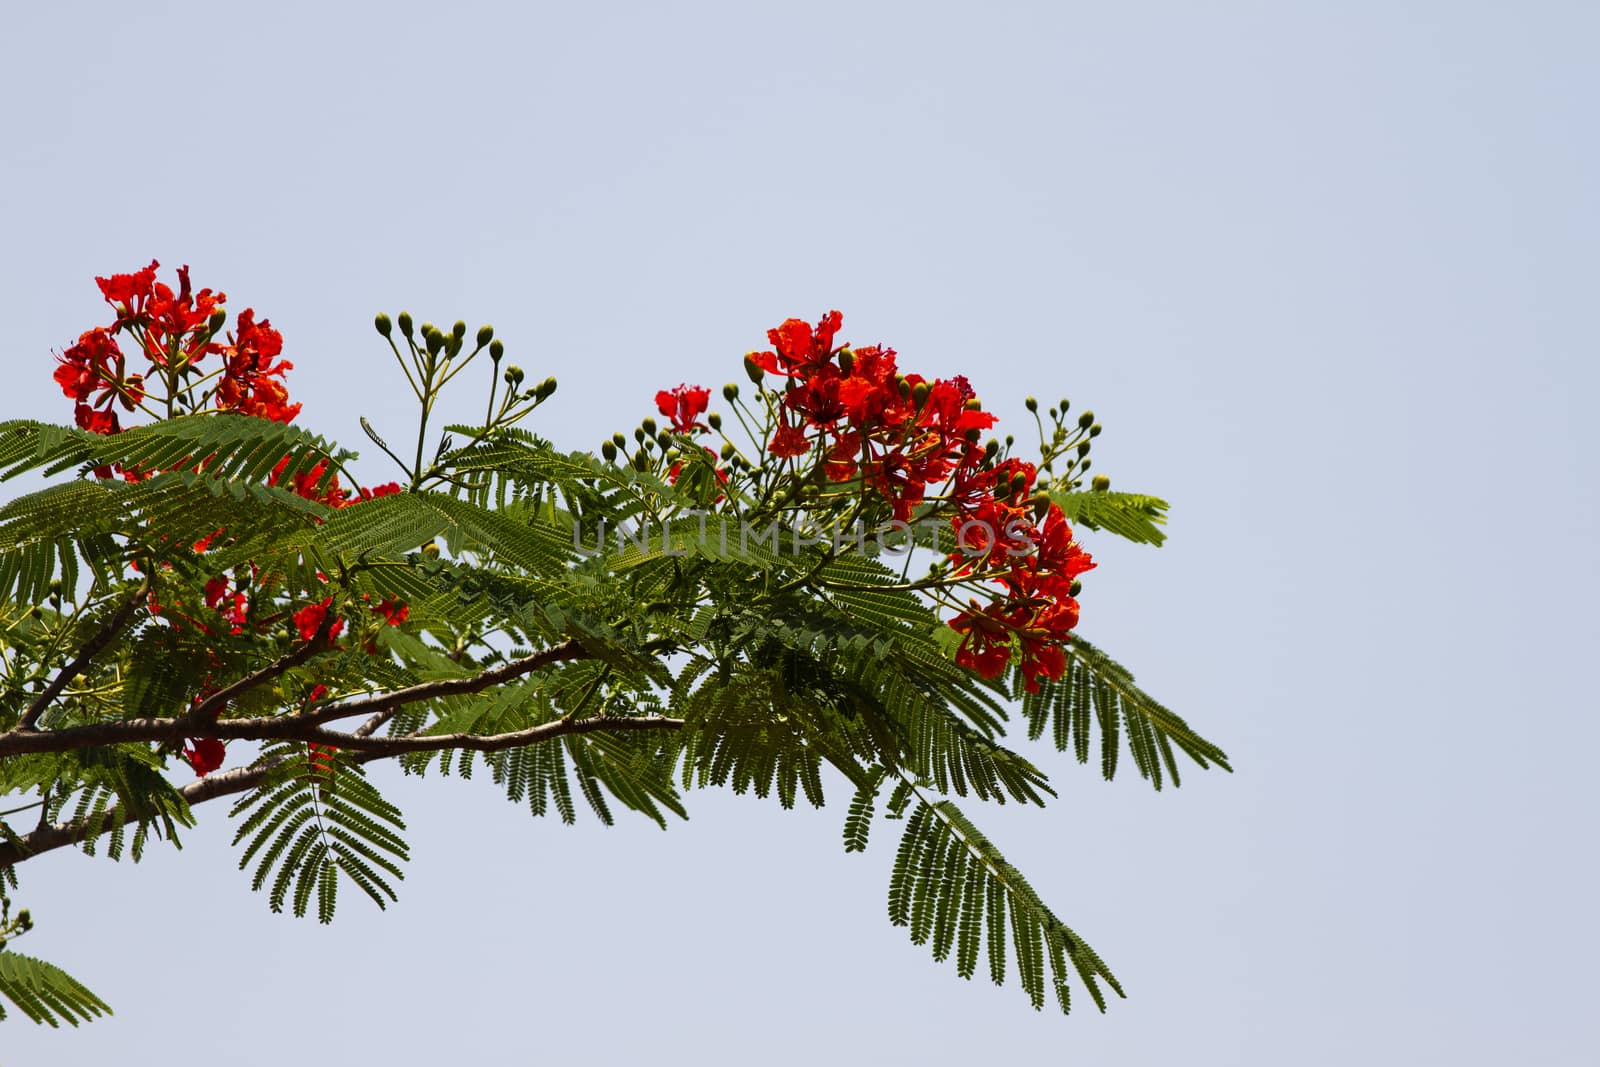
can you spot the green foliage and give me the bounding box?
[0,951,112,1027]
[1050,489,1171,547]
[229,746,408,922]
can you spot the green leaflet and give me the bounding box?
[0,951,112,1027]
[1049,489,1170,547]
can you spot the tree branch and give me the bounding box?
[0,639,589,759]
[0,710,682,870]
[10,582,147,733]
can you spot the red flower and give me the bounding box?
[750,310,843,378]
[95,261,160,325]
[373,598,409,626]
[293,597,345,642]
[949,602,1015,679]
[768,422,811,458]
[655,384,711,434]
[215,309,300,423]
[357,482,402,502]
[182,737,226,777]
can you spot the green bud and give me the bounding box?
[1078,410,1094,429]
[634,428,647,444]
[452,320,467,340]
[1092,473,1110,491]
[641,416,658,436]
[911,381,931,407]
[1010,471,1031,495]
[632,450,649,471]
[1069,580,1082,597]
[48,579,61,595]
[208,308,228,333]
[504,364,525,385]
[476,324,494,347]
[374,312,393,337]
[1004,434,1014,447]
[963,397,982,411]
[664,447,681,462]
[707,412,722,431]
[983,439,1000,459]
[720,442,735,461]
[1088,422,1102,438]
[601,441,618,462]
[1078,458,1092,473]
[722,383,740,402]
[743,355,764,384]
[536,376,558,400]
[425,328,446,356]
[1024,396,1038,412]
[1059,397,1070,413]
[656,432,673,449]
[397,312,414,337]
[489,339,505,361]
[963,427,982,443]
[837,349,855,375]
[613,432,628,449]
[422,541,440,558]
[1076,441,1091,457]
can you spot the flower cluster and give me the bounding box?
[54,260,299,434]
[747,311,1097,691]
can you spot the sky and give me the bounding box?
[3,1,1597,1063]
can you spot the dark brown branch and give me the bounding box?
[186,593,342,728]
[0,711,682,870]
[11,582,147,733]
[0,639,589,759]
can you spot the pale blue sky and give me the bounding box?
[3,2,1596,1063]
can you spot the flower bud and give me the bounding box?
[601,441,618,462]
[911,381,931,407]
[707,412,722,431]
[837,349,855,375]
[963,427,982,443]
[634,428,646,443]
[656,432,673,449]
[477,324,495,347]
[641,416,657,436]
[1010,471,1030,495]
[489,339,505,361]
[375,312,393,337]
[743,355,764,384]
[452,320,467,340]
[397,312,414,337]
[209,308,228,334]
[984,439,1000,459]
[964,397,982,412]
[612,432,627,449]
[632,450,648,471]
[422,541,440,558]
[1092,473,1110,491]
[897,377,912,400]
[1004,434,1014,447]
[1076,441,1091,457]
[1078,458,1091,473]
[1059,397,1070,413]
[1024,396,1038,412]
[1069,580,1082,597]
[722,383,740,402]
[1088,422,1102,438]
[536,376,558,400]
[1078,410,1094,429]
[664,447,681,462]
[504,365,525,385]
[425,328,446,356]
[720,442,735,460]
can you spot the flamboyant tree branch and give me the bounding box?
[0,710,683,870]
[12,581,148,733]
[0,638,591,758]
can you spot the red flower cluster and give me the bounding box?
[53,261,300,434]
[751,312,997,523]
[750,311,1097,691]
[267,456,401,511]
